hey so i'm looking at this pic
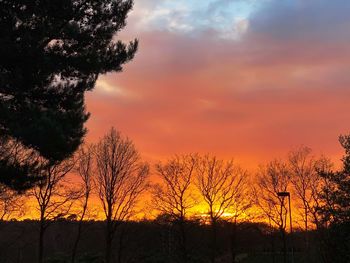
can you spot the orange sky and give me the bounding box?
[11,0,350,225]
[82,0,350,171]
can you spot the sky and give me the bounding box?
[85,0,350,170]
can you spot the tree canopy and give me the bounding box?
[0,0,138,190]
[318,135,350,224]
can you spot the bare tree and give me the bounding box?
[288,147,337,262]
[226,176,252,263]
[195,155,247,263]
[0,136,41,191]
[95,127,149,263]
[288,147,316,230]
[288,147,333,250]
[152,154,197,262]
[32,158,78,263]
[255,160,291,263]
[0,186,25,221]
[71,145,94,263]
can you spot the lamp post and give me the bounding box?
[277,191,294,263]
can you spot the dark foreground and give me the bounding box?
[0,219,348,263]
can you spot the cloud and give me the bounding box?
[94,79,124,96]
[125,0,261,39]
[248,0,350,42]
[86,0,350,168]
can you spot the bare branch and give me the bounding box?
[152,154,198,222]
[94,127,149,263]
[195,155,248,223]
[254,160,290,231]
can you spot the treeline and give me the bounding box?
[0,219,322,263]
[0,127,349,263]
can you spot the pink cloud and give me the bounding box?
[84,4,350,170]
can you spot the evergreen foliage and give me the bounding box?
[0,0,138,190]
[318,135,350,224]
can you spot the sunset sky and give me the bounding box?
[85,0,350,170]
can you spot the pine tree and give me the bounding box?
[318,135,350,263]
[0,0,138,190]
[318,135,350,223]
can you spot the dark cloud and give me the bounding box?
[249,0,350,42]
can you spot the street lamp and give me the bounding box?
[277,191,294,263]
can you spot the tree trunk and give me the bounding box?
[105,220,113,263]
[71,199,88,263]
[281,228,287,263]
[106,235,113,263]
[106,240,112,263]
[179,219,188,263]
[38,219,45,263]
[71,220,83,263]
[304,206,310,262]
[270,233,276,263]
[117,225,125,263]
[230,221,237,263]
[210,220,217,263]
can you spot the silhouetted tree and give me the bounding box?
[0,0,138,189]
[289,146,315,235]
[0,136,41,191]
[226,175,251,263]
[95,127,149,263]
[308,156,333,230]
[288,148,334,261]
[317,135,350,263]
[195,155,247,263]
[71,145,94,263]
[32,158,79,263]
[152,154,198,262]
[255,160,291,263]
[0,185,25,221]
[318,135,350,224]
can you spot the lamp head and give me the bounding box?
[277,191,290,197]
